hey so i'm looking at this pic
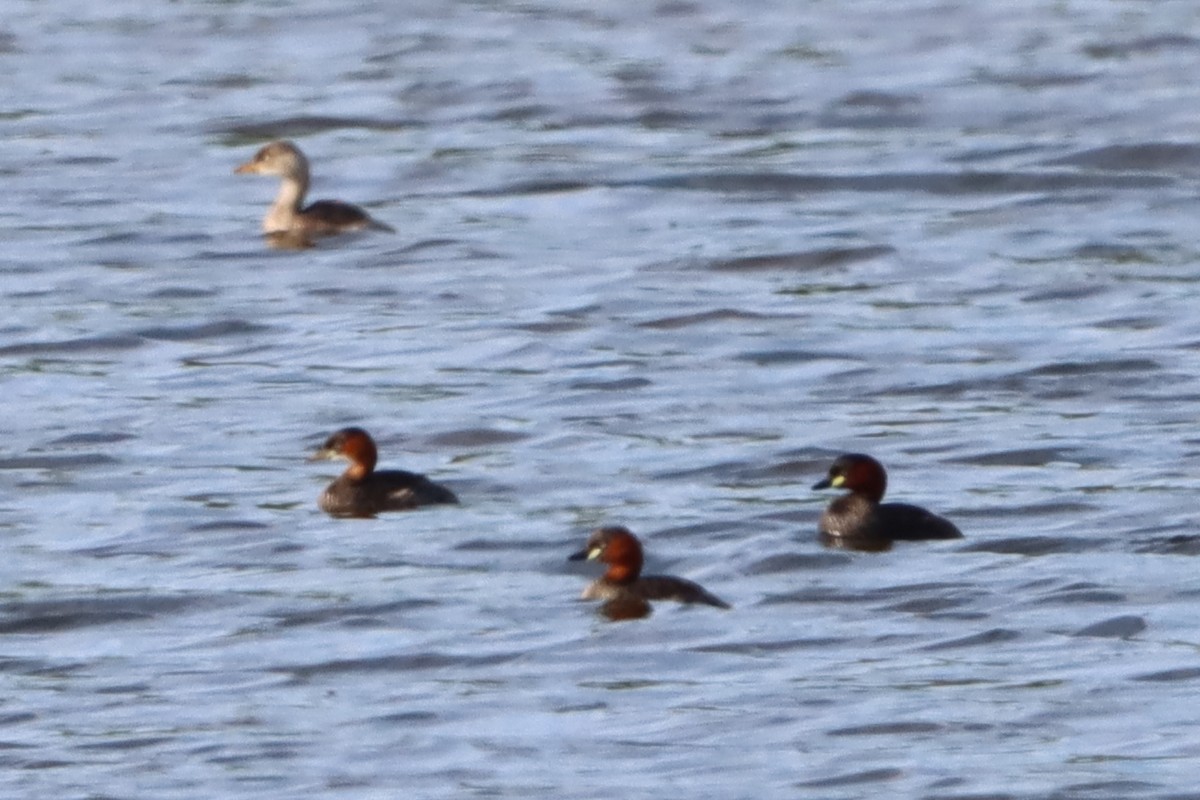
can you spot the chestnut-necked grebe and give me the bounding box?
[569,526,729,620]
[309,427,456,517]
[813,453,962,552]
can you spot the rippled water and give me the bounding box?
[4,0,1200,796]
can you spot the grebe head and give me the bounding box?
[568,526,644,585]
[310,427,378,479]
[813,453,888,503]
[234,140,310,182]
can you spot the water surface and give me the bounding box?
[3,0,1200,797]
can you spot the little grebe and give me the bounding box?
[235,140,394,237]
[309,427,457,517]
[569,526,729,620]
[813,453,962,552]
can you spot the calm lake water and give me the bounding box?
[3,0,1200,797]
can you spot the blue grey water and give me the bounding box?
[2,0,1200,796]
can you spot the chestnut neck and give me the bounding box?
[597,527,644,585]
[340,430,378,480]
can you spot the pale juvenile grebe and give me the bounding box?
[309,427,457,517]
[568,526,730,620]
[813,453,963,552]
[235,140,394,237]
